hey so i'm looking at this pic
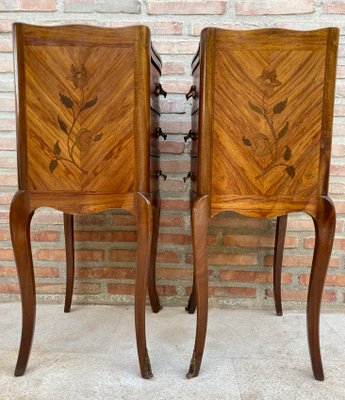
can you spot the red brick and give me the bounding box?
[153,40,199,55]
[108,249,136,262]
[0,98,15,112]
[33,249,65,261]
[305,237,345,250]
[0,60,13,73]
[160,179,185,192]
[161,80,192,94]
[107,21,183,35]
[330,182,345,194]
[265,289,336,302]
[36,283,100,294]
[334,104,345,117]
[76,249,104,261]
[190,22,260,36]
[157,285,177,296]
[0,248,14,260]
[160,120,191,134]
[157,268,192,280]
[0,40,12,52]
[210,214,265,229]
[158,233,191,245]
[0,266,59,278]
[0,193,13,205]
[207,253,258,266]
[147,21,183,35]
[75,214,107,225]
[160,99,188,114]
[0,137,16,150]
[64,0,140,13]
[330,164,345,176]
[335,201,345,213]
[332,144,345,157]
[35,266,60,278]
[161,199,189,211]
[0,211,9,223]
[160,160,190,173]
[337,65,345,79]
[0,118,16,131]
[76,267,135,279]
[148,1,226,15]
[75,231,137,242]
[31,216,63,228]
[162,61,185,75]
[220,270,292,284]
[0,283,19,294]
[0,157,14,172]
[300,274,345,287]
[236,0,315,15]
[0,20,12,32]
[157,250,180,263]
[224,234,297,248]
[19,0,56,11]
[208,286,256,298]
[111,214,136,226]
[159,215,184,228]
[107,283,134,295]
[0,229,10,240]
[264,255,340,268]
[31,230,60,242]
[323,1,345,13]
[0,174,17,186]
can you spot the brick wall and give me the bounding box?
[1,0,345,310]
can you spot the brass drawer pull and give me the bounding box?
[155,127,167,140]
[184,129,197,142]
[186,85,196,100]
[155,83,167,98]
[183,171,195,182]
[155,170,167,180]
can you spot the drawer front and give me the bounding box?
[150,108,160,156]
[190,109,199,157]
[191,63,200,115]
[150,62,161,114]
[150,155,160,192]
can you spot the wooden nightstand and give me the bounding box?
[184,28,338,380]
[10,23,167,378]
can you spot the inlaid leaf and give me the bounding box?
[53,140,61,155]
[248,101,263,115]
[284,146,292,161]
[49,159,58,173]
[286,165,295,178]
[59,93,74,108]
[81,97,98,112]
[242,137,252,146]
[273,99,288,114]
[277,121,289,139]
[94,133,103,141]
[58,116,68,133]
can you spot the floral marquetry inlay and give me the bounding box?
[242,69,295,180]
[50,64,103,175]
[25,44,135,193]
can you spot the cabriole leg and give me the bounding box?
[147,192,162,313]
[10,191,35,377]
[135,193,154,379]
[307,196,335,381]
[273,214,288,316]
[186,195,210,378]
[64,213,74,313]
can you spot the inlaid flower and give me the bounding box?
[76,128,94,151]
[257,69,281,94]
[68,64,88,89]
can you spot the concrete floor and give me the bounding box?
[1,304,345,399]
